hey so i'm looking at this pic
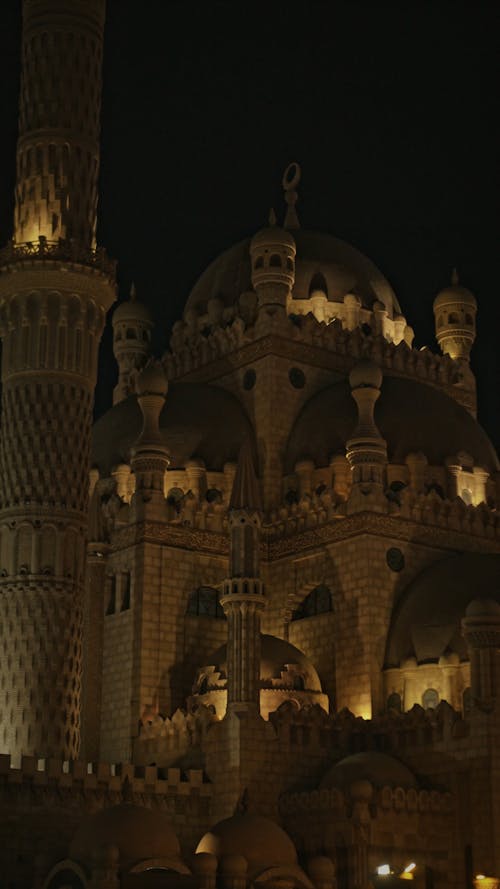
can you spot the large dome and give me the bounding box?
[92,382,253,475]
[69,803,184,871]
[285,376,499,473]
[196,813,297,878]
[186,229,401,317]
[385,552,500,667]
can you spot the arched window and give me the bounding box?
[308,271,328,297]
[461,488,473,506]
[126,327,137,339]
[387,691,402,712]
[422,688,439,710]
[448,312,459,324]
[105,575,116,616]
[121,572,131,611]
[462,686,472,714]
[465,313,473,326]
[186,586,225,619]
[254,256,264,269]
[269,253,282,267]
[291,585,332,621]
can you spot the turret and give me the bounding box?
[0,0,115,759]
[250,209,296,331]
[434,270,477,414]
[462,598,500,708]
[112,284,153,404]
[346,359,387,513]
[130,362,170,522]
[220,439,265,711]
[433,269,477,362]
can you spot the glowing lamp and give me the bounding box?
[376,865,391,876]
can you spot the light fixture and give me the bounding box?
[400,863,416,881]
[376,865,391,876]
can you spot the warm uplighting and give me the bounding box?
[400,863,416,880]
[473,877,500,889]
[376,865,392,876]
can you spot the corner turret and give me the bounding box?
[112,283,153,404]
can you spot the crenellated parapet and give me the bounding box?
[163,308,473,412]
[0,752,211,799]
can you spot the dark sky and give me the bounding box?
[0,1,499,441]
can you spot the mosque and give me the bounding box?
[1,2,500,887]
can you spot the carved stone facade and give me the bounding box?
[1,3,500,888]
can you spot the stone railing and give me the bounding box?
[0,237,116,279]
[280,782,453,817]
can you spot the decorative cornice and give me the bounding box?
[110,510,500,561]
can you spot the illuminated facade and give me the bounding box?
[1,2,500,887]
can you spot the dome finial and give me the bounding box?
[268,207,277,226]
[130,281,137,301]
[282,162,301,230]
[451,267,459,286]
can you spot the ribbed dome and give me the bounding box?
[92,382,253,475]
[285,376,499,473]
[69,803,183,870]
[321,752,417,790]
[196,814,297,877]
[385,552,500,666]
[185,229,400,317]
[434,283,477,311]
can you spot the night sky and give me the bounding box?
[0,2,498,441]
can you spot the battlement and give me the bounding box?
[163,309,471,411]
[0,754,211,798]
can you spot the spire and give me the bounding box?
[229,438,262,512]
[283,161,301,230]
[268,207,277,226]
[130,281,137,301]
[451,267,459,286]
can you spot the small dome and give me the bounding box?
[69,803,183,870]
[465,597,500,619]
[321,752,417,790]
[113,298,152,325]
[136,362,167,397]
[250,223,296,253]
[191,633,328,720]
[434,279,477,312]
[196,634,323,693]
[196,814,297,878]
[349,359,382,390]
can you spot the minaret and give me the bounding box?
[345,359,388,513]
[433,269,477,414]
[220,439,265,712]
[130,362,170,523]
[0,0,115,758]
[112,283,153,405]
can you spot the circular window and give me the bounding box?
[243,369,256,391]
[386,547,405,572]
[289,367,306,389]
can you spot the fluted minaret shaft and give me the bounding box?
[0,0,114,760]
[220,440,265,711]
[15,0,106,247]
